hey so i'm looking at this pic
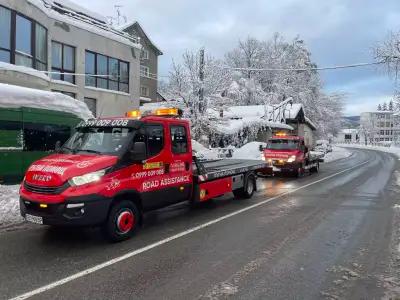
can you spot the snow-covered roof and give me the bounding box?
[213,117,293,135]
[0,83,93,120]
[27,0,141,48]
[341,128,359,134]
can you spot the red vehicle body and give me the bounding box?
[261,135,321,177]
[20,110,268,241]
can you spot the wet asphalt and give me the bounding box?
[0,148,399,300]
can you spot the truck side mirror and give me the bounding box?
[130,142,147,162]
[259,145,264,152]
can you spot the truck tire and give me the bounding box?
[103,200,140,242]
[311,162,319,173]
[233,173,256,199]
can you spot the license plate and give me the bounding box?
[273,166,281,172]
[25,214,43,225]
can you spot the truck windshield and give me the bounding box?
[62,127,135,155]
[267,139,299,150]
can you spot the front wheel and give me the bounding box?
[102,200,140,242]
[233,173,256,199]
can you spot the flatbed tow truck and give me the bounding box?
[20,108,268,241]
[260,134,324,177]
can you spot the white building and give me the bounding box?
[0,0,142,117]
[335,128,359,144]
[360,111,400,145]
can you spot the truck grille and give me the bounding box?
[24,182,68,195]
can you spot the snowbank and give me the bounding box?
[323,146,352,163]
[232,142,266,160]
[192,140,218,160]
[0,185,24,228]
[340,144,400,158]
[0,83,93,120]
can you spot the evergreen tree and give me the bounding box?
[389,100,394,111]
[378,104,382,111]
[382,102,388,111]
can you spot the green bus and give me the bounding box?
[0,106,83,184]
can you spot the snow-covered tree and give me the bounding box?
[378,103,382,111]
[163,50,231,142]
[382,102,388,111]
[389,100,394,111]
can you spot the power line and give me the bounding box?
[215,61,384,72]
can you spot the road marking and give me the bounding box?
[10,160,370,300]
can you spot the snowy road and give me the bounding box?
[1,148,400,299]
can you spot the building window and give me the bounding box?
[51,41,75,83]
[84,97,97,117]
[52,90,76,99]
[141,48,149,60]
[140,65,150,78]
[0,6,47,71]
[85,50,129,93]
[0,6,11,63]
[141,85,149,97]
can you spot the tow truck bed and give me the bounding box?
[194,159,268,181]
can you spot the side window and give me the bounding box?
[146,125,164,157]
[170,125,188,154]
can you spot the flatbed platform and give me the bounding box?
[194,158,268,181]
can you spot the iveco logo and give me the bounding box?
[32,174,52,182]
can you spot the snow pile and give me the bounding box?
[232,142,266,160]
[323,146,352,163]
[0,185,24,227]
[0,62,50,81]
[192,140,218,160]
[340,144,400,158]
[0,83,93,120]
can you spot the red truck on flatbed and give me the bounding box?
[20,108,268,241]
[260,134,323,177]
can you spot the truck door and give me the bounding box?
[168,124,193,202]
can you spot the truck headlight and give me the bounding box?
[287,155,296,163]
[69,169,106,186]
[260,153,266,161]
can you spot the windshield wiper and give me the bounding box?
[75,149,102,154]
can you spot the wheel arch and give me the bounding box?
[111,189,144,223]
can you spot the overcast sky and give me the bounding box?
[78,0,400,116]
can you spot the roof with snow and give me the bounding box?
[118,21,163,55]
[0,83,93,120]
[341,128,359,134]
[27,0,140,48]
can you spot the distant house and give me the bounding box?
[335,129,359,144]
[120,21,163,105]
[209,103,317,147]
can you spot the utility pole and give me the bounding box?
[198,48,205,114]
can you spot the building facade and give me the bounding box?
[121,21,163,105]
[0,0,142,117]
[335,129,359,144]
[360,111,399,144]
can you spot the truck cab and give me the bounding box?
[261,134,313,176]
[20,108,267,242]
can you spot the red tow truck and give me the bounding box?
[260,134,323,177]
[20,108,268,241]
